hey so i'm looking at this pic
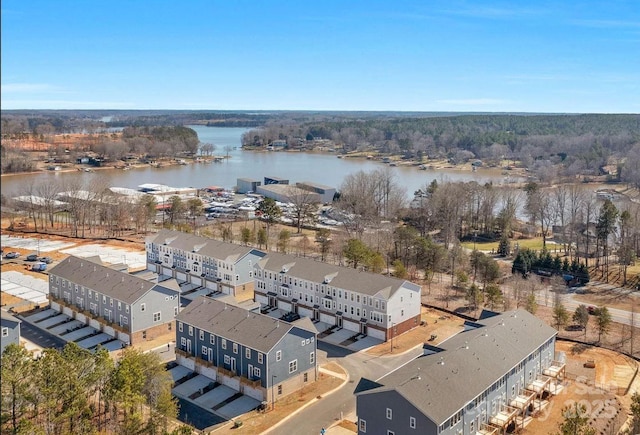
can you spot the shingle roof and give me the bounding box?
[176,296,303,353]
[356,309,557,425]
[147,229,265,263]
[256,252,420,297]
[1,310,21,325]
[48,255,170,304]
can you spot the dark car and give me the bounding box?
[587,306,597,315]
[26,253,39,261]
[38,256,53,264]
[4,252,20,259]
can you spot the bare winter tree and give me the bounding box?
[287,187,320,233]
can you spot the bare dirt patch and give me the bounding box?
[365,306,465,356]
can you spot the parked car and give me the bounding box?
[38,256,53,264]
[587,306,597,315]
[3,252,20,259]
[26,253,39,261]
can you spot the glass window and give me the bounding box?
[386,408,392,420]
[276,350,282,361]
[289,359,298,373]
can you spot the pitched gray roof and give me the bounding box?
[1,310,21,325]
[356,309,557,425]
[147,229,266,263]
[176,296,303,353]
[49,255,171,304]
[256,252,420,297]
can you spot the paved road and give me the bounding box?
[18,317,67,350]
[268,341,423,434]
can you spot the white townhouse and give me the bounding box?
[146,229,267,300]
[254,252,422,341]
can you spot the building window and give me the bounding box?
[222,339,227,349]
[469,421,474,433]
[210,334,215,344]
[310,352,315,364]
[276,350,282,361]
[304,372,308,382]
[246,348,251,359]
[188,326,193,336]
[289,360,298,373]
[359,419,367,433]
[140,303,146,312]
[224,355,230,364]
[258,353,264,364]
[233,343,238,354]
[153,312,161,322]
[1,327,8,337]
[386,408,392,420]
[387,431,394,435]
[254,367,261,377]
[125,305,129,314]
[410,416,416,429]
[277,385,282,395]
[199,330,204,340]
[181,337,186,347]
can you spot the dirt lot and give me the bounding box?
[522,341,634,434]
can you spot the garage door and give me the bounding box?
[298,307,312,318]
[319,313,334,324]
[278,301,292,312]
[162,267,172,277]
[221,375,240,391]
[255,294,268,305]
[176,272,187,282]
[343,320,359,333]
[244,385,264,401]
[367,327,385,340]
[191,276,202,286]
[103,325,115,338]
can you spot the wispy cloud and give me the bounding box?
[1,83,65,94]
[437,5,545,19]
[436,98,508,106]
[570,19,640,29]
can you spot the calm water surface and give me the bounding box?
[2,126,521,198]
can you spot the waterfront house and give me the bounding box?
[355,310,563,435]
[146,229,267,300]
[48,255,180,345]
[254,252,422,341]
[175,295,317,402]
[1,310,21,355]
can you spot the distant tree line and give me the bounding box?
[242,113,640,181]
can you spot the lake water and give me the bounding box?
[1,126,521,198]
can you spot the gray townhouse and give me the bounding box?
[254,252,422,341]
[48,255,180,345]
[355,310,563,435]
[175,295,317,402]
[146,229,266,300]
[1,310,21,355]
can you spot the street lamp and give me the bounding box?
[271,375,277,410]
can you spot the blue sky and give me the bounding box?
[1,0,638,112]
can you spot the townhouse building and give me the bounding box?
[355,310,563,435]
[48,255,180,345]
[253,252,422,341]
[1,310,21,355]
[146,229,266,300]
[175,296,317,402]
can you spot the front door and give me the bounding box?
[360,322,367,335]
[230,357,237,373]
[336,316,343,328]
[186,339,192,353]
[248,364,254,379]
[313,308,319,321]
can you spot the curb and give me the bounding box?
[261,364,350,435]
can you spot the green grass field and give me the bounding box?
[461,237,558,252]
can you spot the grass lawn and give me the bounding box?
[461,237,559,252]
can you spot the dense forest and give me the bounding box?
[242,114,640,185]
